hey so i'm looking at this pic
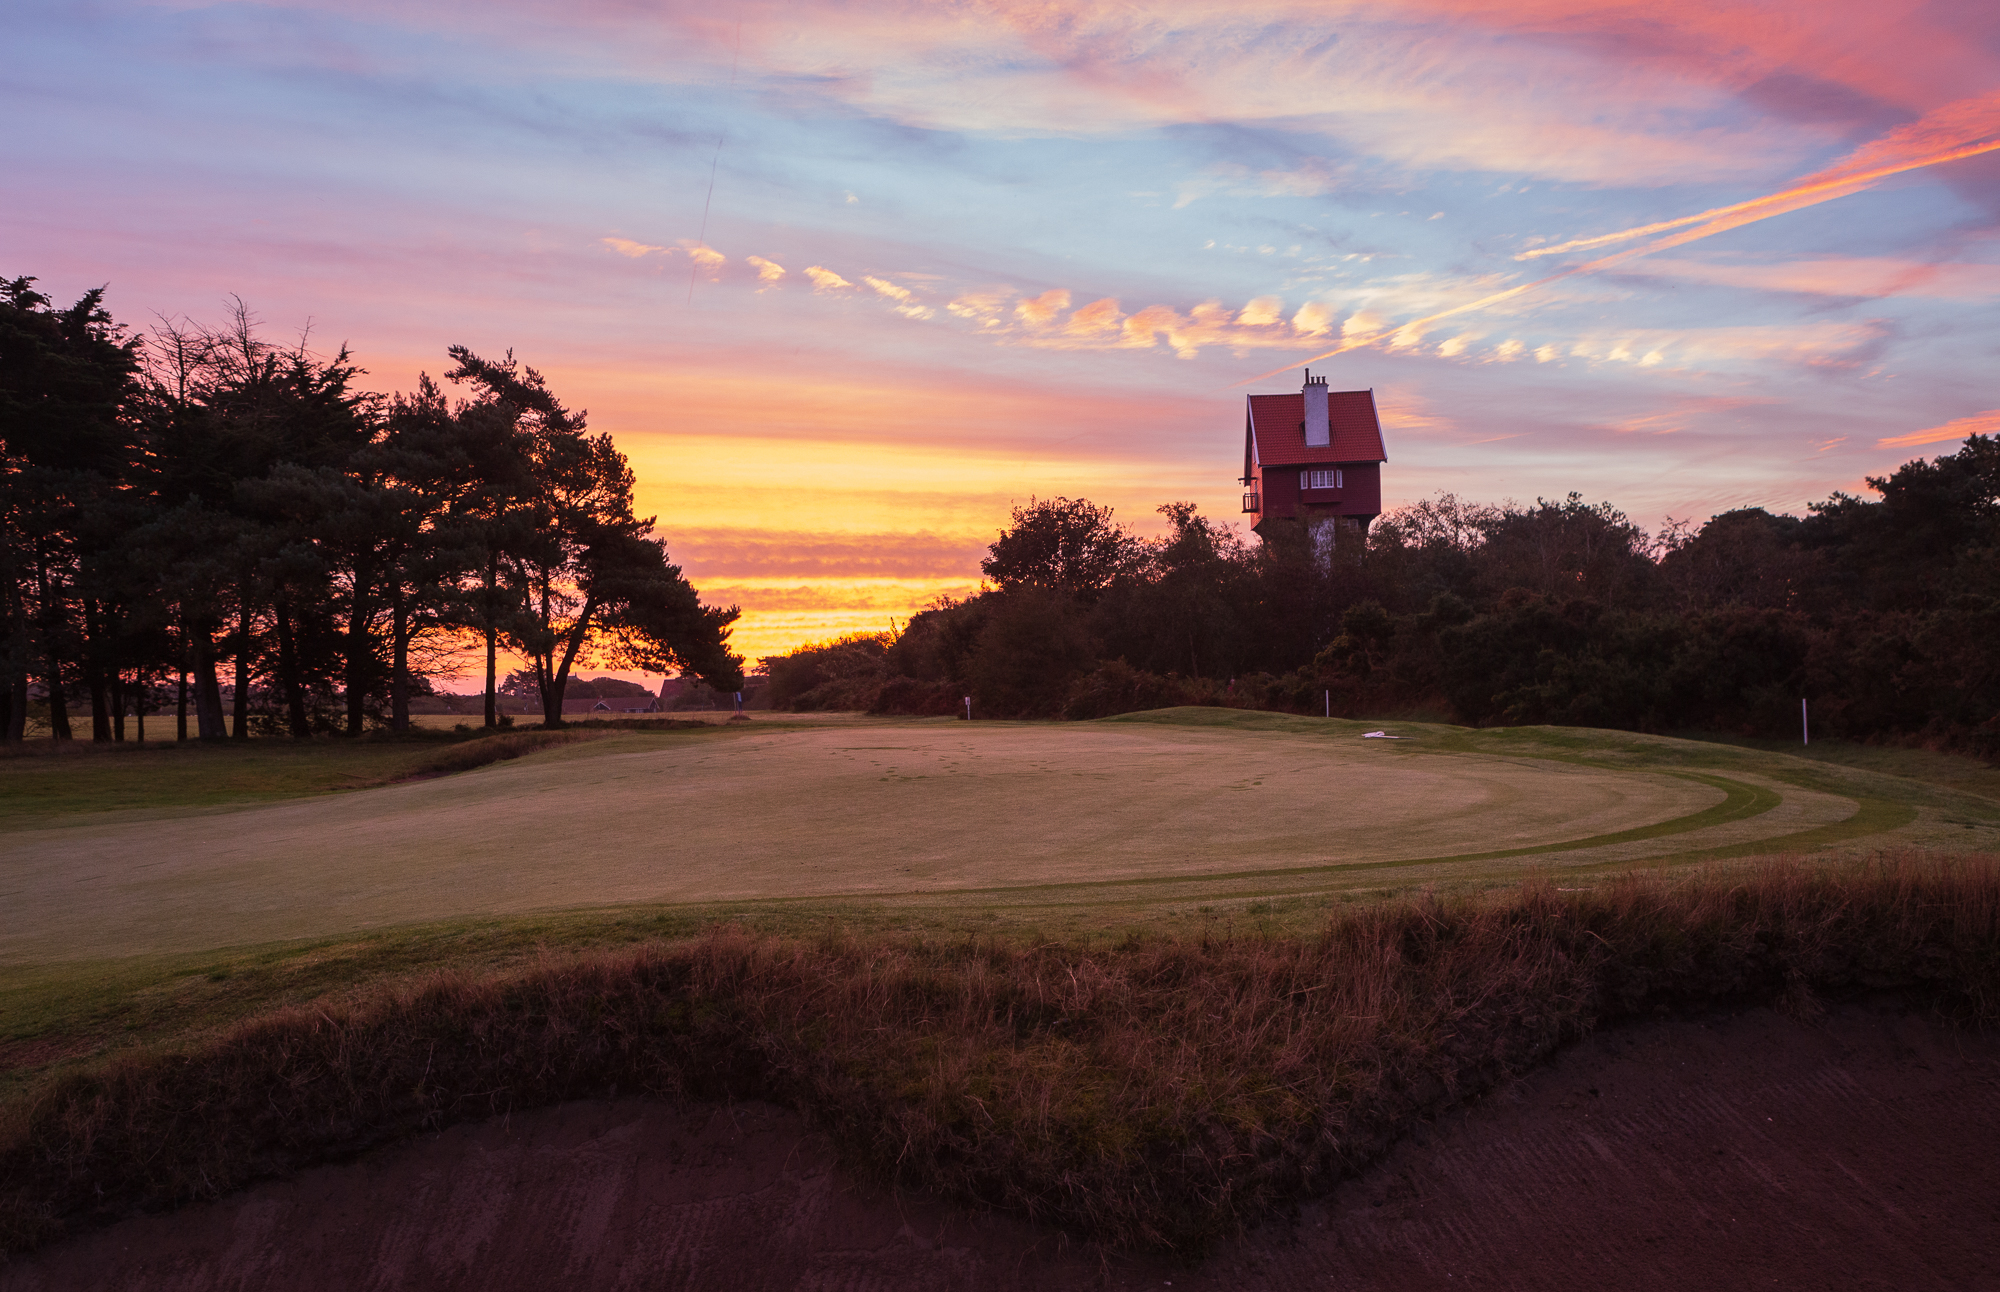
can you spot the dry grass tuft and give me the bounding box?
[391,730,599,780]
[4,852,1996,1255]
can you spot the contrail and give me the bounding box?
[688,15,745,306]
[1236,94,2000,387]
[1519,135,2000,261]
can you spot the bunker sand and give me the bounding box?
[5,998,1993,1290]
[3,713,1986,963]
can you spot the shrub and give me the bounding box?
[870,677,963,717]
[1063,661,1203,719]
[7,855,1995,1257]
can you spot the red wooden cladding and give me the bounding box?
[1240,377,1388,537]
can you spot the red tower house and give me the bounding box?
[1240,370,1387,544]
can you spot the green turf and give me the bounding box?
[0,716,1748,963]
[8,711,1996,966]
[0,738,460,827]
[4,708,1996,1106]
[0,715,797,829]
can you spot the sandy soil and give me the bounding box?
[7,996,1994,1291]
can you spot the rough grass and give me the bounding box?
[390,729,599,779]
[0,727,593,827]
[0,721,747,828]
[5,852,1995,1258]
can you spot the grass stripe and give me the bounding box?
[830,771,1781,904]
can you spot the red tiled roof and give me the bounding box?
[1245,390,1387,467]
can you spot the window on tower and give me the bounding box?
[1304,469,1344,489]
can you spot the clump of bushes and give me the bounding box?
[4,853,1997,1256]
[869,677,963,716]
[1063,660,1231,719]
[758,443,2000,755]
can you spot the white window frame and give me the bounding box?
[1304,468,1344,490]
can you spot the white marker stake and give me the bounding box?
[1324,690,1330,718]
[1802,697,1809,746]
[964,696,972,721]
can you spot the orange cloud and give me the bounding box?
[602,236,665,258]
[1066,297,1123,336]
[747,254,786,284]
[803,265,853,291]
[1878,410,2000,449]
[579,361,1235,656]
[1291,301,1334,337]
[1236,295,1284,327]
[1342,309,1387,338]
[667,529,990,579]
[946,288,1013,325]
[1119,303,1180,348]
[865,275,936,319]
[1015,287,1071,324]
[1374,386,1457,437]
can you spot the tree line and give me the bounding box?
[0,277,743,741]
[765,438,2000,758]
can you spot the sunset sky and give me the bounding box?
[9,1,1999,666]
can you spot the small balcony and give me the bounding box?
[1241,490,1261,513]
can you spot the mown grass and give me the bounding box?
[0,722,753,831]
[4,852,1996,1258]
[1683,729,2000,802]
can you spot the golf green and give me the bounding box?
[7,710,1989,963]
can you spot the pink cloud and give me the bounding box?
[1520,92,2000,264]
[803,265,853,291]
[1015,287,1071,324]
[1291,302,1335,337]
[1236,295,1284,327]
[1878,409,2000,448]
[221,1,2000,187]
[1637,255,2000,299]
[1065,297,1123,336]
[601,236,665,257]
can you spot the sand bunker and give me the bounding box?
[6,996,1993,1290]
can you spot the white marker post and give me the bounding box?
[1802,697,1809,746]
[964,696,972,721]
[1324,690,1330,719]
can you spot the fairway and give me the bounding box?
[4,710,1996,964]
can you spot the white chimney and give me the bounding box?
[1302,369,1330,447]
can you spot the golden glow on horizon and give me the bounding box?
[615,432,1236,658]
[620,433,1222,534]
[702,577,986,660]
